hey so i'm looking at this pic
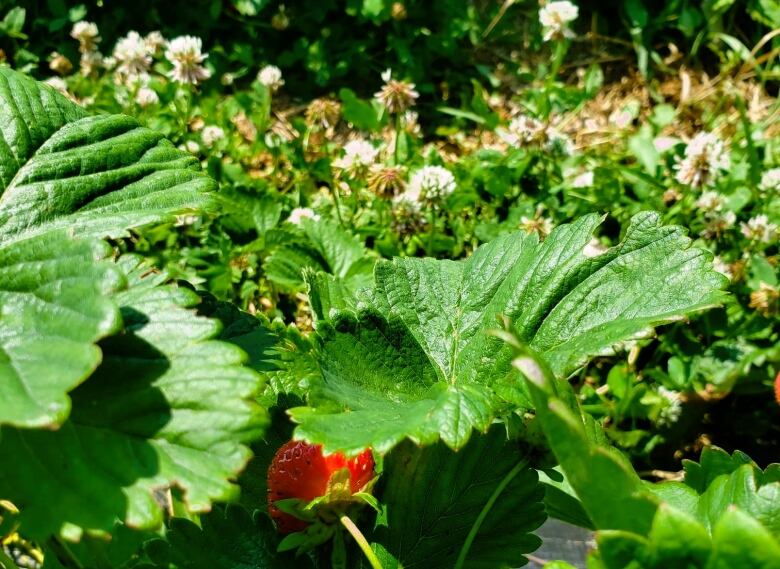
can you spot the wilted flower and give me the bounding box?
[520,215,554,238]
[287,207,320,225]
[306,98,341,129]
[135,86,159,107]
[271,7,289,30]
[391,2,407,19]
[165,36,211,85]
[113,31,152,83]
[695,191,725,213]
[257,65,284,91]
[759,167,780,194]
[740,214,778,243]
[368,165,406,197]
[539,1,578,41]
[71,21,100,53]
[232,111,258,143]
[408,166,456,203]
[674,132,730,188]
[374,69,419,114]
[334,139,379,173]
[201,125,226,147]
[749,282,779,316]
[49,52,73,75]
[701,211,736,240]
[144,31,166,55]
[570,170,594,188]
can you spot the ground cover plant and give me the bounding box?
[0,0,779,567]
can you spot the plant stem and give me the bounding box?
[339,515,383,569]
[427,207,437,257]
[47,537,84,569]
[393,114,402,166]
[330,185,345,227]
[453,459,528,569]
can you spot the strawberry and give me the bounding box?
[267,440,375,534]
[775,370,780,406]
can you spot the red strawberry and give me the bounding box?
[775,370,780,406]
[267,440,375,534]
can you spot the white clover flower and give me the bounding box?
[657,387,683,426]
[287,207,320,225]
[135,86,159,107]
[539,1,578,41]
[71,21,100,52]
[334,139,379,171]
[183,140,200,154]
[582,237,607,258]
[759,168,780,194]
[609,108,633,129]
[113,31,152,83]
[144,31,166,55]
[741,214,778,243]
[201,125,226,147]
[257,65,284,91]
[712,256,733,280]
[674,132,730,188]
[571,171,594,188]
[498,115,546,147]
[695,191,725,213]
[408,166,456,203]
[78,50,104,76]
[43,77,68,94]
[165,36,211,85]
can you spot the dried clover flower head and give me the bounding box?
[49,52,73,75]
[539,1,578,41]
[674,132,730,188]
[408,166,456,204]
[749,282,779,317]
[306,98,341,129]
[113,31,152,83]
[375,69,419,114]
[368,165,406,197]
[257,65,284,91]
[71,21,100,53]
[165,36,211,85]
[740,214,778,243]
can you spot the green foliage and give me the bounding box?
[289,213,726,455]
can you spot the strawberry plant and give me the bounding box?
[1,0,780,562]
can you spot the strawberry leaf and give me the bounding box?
[0,257,266,540]
[290,212,727,453]
[372,426,545,568]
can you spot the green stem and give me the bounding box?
[47,537,84,569]
[330,185,345,227]
[427,207,437,257]
[393,114,402,166]
[339,515,383,569]
[453,459,528,569]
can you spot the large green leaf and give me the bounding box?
[0,257,266,540]
[0,67,214,241]
[373,427,545,568]
[0,232,122,427]
[141,505,310,569]
[0,68,216,429]
[289,212,727,454]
